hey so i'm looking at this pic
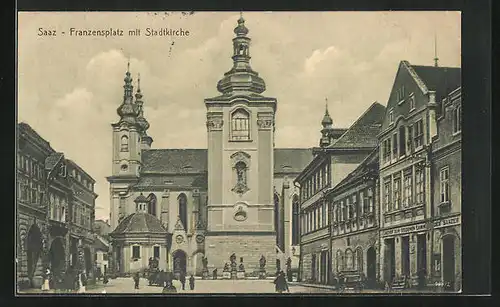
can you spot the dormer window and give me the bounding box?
[389,109,394,124]
[58,164,67,177]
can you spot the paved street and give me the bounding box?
[19,277,337,294]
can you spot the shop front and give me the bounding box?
[430,214,461,292]
[380,222,431,288]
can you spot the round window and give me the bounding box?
[121,164,128,171]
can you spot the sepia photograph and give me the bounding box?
[16,11,462,295]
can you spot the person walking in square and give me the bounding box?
[179,272,186,290]
[133,272,140,290]
[189,274,195,290]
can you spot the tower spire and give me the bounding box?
[216,16,266,95]
[433,32,439,67]
[117,61,137,120]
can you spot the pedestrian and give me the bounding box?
[41,268,51,291]
[133,272,140,289]
[180,272,186,290]
[103,273,109,285]
[189,274,195,290]
[162,280,177,293]
[213,268,217,280]
[273,270,289,293]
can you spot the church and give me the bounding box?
[107,16,317,277]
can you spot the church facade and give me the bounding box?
[107,17,313,277]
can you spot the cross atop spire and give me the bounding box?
[137,73,141,93]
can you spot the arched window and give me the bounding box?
[292,195,300,245]
[178,193,188,232]
[345,249,354,270]
[231,109,250,141]
[274,193,280,234]
[121,135,129,152]
[147,193,157,216]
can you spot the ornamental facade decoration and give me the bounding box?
[231,151,251,195]
[195,234,205,244]
[233,203,248,222]
[257,112,274,130]
[175,235,184,244]
[206,113,224,131]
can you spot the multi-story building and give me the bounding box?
[378,61,460,288]
[93,234,110,277]
[67,160,98,279]
[328,148,380,288]
[93,219,112,238]
[295,102,385,284]
[430,87,461,291]
[16,123,98,289]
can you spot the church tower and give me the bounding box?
[204,15,277,272]
[108,63,150,230]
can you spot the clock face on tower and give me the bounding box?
[175,235,184,244]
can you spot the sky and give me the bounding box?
[17,11,461,220]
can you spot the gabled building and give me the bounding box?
[430,87,461,291]
[295,101,385,284]
[377,60,461,288]
[328,148,380,288]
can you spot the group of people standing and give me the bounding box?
[133,271,196,293]
[40,267,90,293]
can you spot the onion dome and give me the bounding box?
[234,16,249,36]
[134,192,148,204]
[322,103,333,127]
[216,15,266,95]
[117,61,139,122]
[134,74,150,132]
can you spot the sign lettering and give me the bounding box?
[382,223,427,237]
[434,216,460,228]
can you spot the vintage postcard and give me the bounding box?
[16,11,462,295]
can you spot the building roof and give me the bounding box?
[93,234,110,251]
[141,149,207,174]
[111,212,167,235]
[45,152,64,170]
[329,148,379,195]
[274,148,314,174]
[328,102,386,149]
[140,148,314,175]
[410,64,461,103]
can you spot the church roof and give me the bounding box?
[111,212,167,235]
[274,148,314,174]
[141,149,208,174]
[328,102,386,149]
[140,148,314,175]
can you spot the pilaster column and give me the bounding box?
[192,189,200,233]
[161,190,170,230]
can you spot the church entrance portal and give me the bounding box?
[173,250,187,279]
